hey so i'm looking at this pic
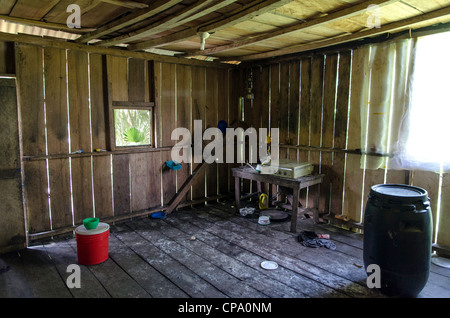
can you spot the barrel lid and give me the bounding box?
[370,184,428,201]
[75,222,110,235]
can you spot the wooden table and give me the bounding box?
[232,166,324,233]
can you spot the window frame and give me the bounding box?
[110,101,155,151]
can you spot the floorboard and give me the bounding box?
[1,202,449,299]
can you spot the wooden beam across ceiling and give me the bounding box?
[234,4,450,61]
[76,0,183,43]
[0,14,96,33]
[96,0,237,47]
[127,0,293,51]
[185,0,400,57]
[99,0,149,9]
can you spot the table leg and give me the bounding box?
[257,181,262,194]
[313,183,320,223]
[234,177,241,214]
[290,185,300,233]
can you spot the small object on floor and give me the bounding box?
[259,193,269,210]
[260,260,278,270]
[151,212,166,219]
[258,215,270,225]
[353,263,363,268]
[239,207,255,217]
[431,254,450,268]
[190,235,196,241]
[298,231,336,250]
[0,266,11,274]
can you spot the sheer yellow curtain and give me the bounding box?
[350,38,416,170]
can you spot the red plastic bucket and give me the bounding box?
[75,222,110,265]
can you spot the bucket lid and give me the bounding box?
[75,222,110,235]
[370,184,428,205]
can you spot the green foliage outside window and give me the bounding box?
[114,109,151,147]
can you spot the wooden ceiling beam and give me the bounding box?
[233,4,450,61]
[185,0,399,57]
[127,0,293,51]
[0,14,96,33]
[75,0,183,43]
[0,31,233,68]
[96,0,232,47]
[99,0,149,9]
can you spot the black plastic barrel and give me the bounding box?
[363,184,432,297]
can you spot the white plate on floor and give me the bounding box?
[260,260,278,270]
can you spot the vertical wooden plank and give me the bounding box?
[0,78,25,251]
[152,61,161,147]
[23,161,50,234]
[299,57,311,206]
[0,78,19,170]
[270,64,280,132]
[128,58,146,102]
[160,62,176,147]
[330,51,351,216]
[148,151,162,207]
[279,62,289,145]
[228,68,240,194]
[68,50,91,152]
[0,41,15,74]
[128,58,151,212]
[130,152,151,211]
[159,63,176,203]
[258,66,270,132]
[343,47,369,222]
[175,64,192,198]
[206,67,218,198]
[270,63,280,196]
[320,54,338,215]
[48,158,72,229]
[437,173,450,248]
[43,47,72,230]
[162,151,177,205]
[0,178,25,251]
[113,154,130,216]
[71,157,93,224]
[106,55,128,150]
[288,59,300,158]
[413,170,441,243]
[217,67,229,195]
[44,47,68,155]
[278,62,290,202]
[15,43,45,156]
[109,55,128,101]
[191,66,206,200]
[308,55,324,210]
[89,53,107,150]
[92,155,113,219]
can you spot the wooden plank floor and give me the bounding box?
[1,202,450,299]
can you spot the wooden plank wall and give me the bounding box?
[14,43,234,237]
[5,40,450,253]
[245,51,450,252]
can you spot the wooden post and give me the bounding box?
[290,185,300,233]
